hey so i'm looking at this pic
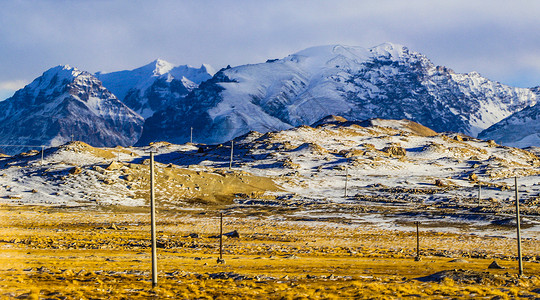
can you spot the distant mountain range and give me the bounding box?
[0,43,538,154]
[138,43,537,146]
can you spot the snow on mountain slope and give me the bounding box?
[96,59,214,118]
[138,43,536,146]
[0,65,144,154]
[478,102,540,147]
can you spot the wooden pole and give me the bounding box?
[150,151,158,287]
[220,213,223,260]
[190,127,193,144]
[217,213,225,263]
[229,141,234,169]
[515,177,523,276]
[415,221,421,261]
[41,146,44,165]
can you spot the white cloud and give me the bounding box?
[0,80,27,90]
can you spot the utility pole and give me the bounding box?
[415,221,421,261]
[229,141,234,169]
[190,127,193,144]
[515,177,523,277]
[149,150,158,287]
[41,145,44,165]
[217,213,225,264]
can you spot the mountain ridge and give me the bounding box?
[137,43,537,146]
[95,59,214,118]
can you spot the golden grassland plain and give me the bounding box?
[1,205,539,299]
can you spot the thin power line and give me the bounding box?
[0,144,46,148]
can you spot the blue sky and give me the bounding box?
[1,0,539,100]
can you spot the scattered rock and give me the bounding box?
[69,166,83,175]
[188,233,199,239]
[338,149,365,158]
[488,261,504,269]
[434,179,446,187]
[382,145,406,157]
[468,173,478,182]
[106,161,123,171]
[281,158,300,169]
[93,166,106,174]
[224,230,240,238]
[36,266,50,273]
[487,140,497,147]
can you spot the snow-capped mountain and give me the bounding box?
[96,59,214,118]
[0,65,144,154]
[137,43,537,146]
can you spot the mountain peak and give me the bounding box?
[369,42,408,58]
[22,64,87,97]
[149,58,175,76]
[200,63,216,76]
[42,64,83,79]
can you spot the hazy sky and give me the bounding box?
[1,0,539,100]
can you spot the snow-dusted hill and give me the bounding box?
[0,65,144,154]
[96,59,214,118]
[138,43,537,146]
[1,117,539,235]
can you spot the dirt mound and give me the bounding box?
[117,164,280,205]
[59,141,116,159]
[291,143,328,155]
[311,115,348,127]
[360,119,438,137]
[416,269,506,285]
[399,119,438,137]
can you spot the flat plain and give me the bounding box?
[1,204,539,299]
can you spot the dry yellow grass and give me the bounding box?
[0,205,539,299]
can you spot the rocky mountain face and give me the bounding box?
[96,59,214,118]
[478,86,540,148]
[478,101,540,148]
[137,43,537,146]
[0,65,144,154]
